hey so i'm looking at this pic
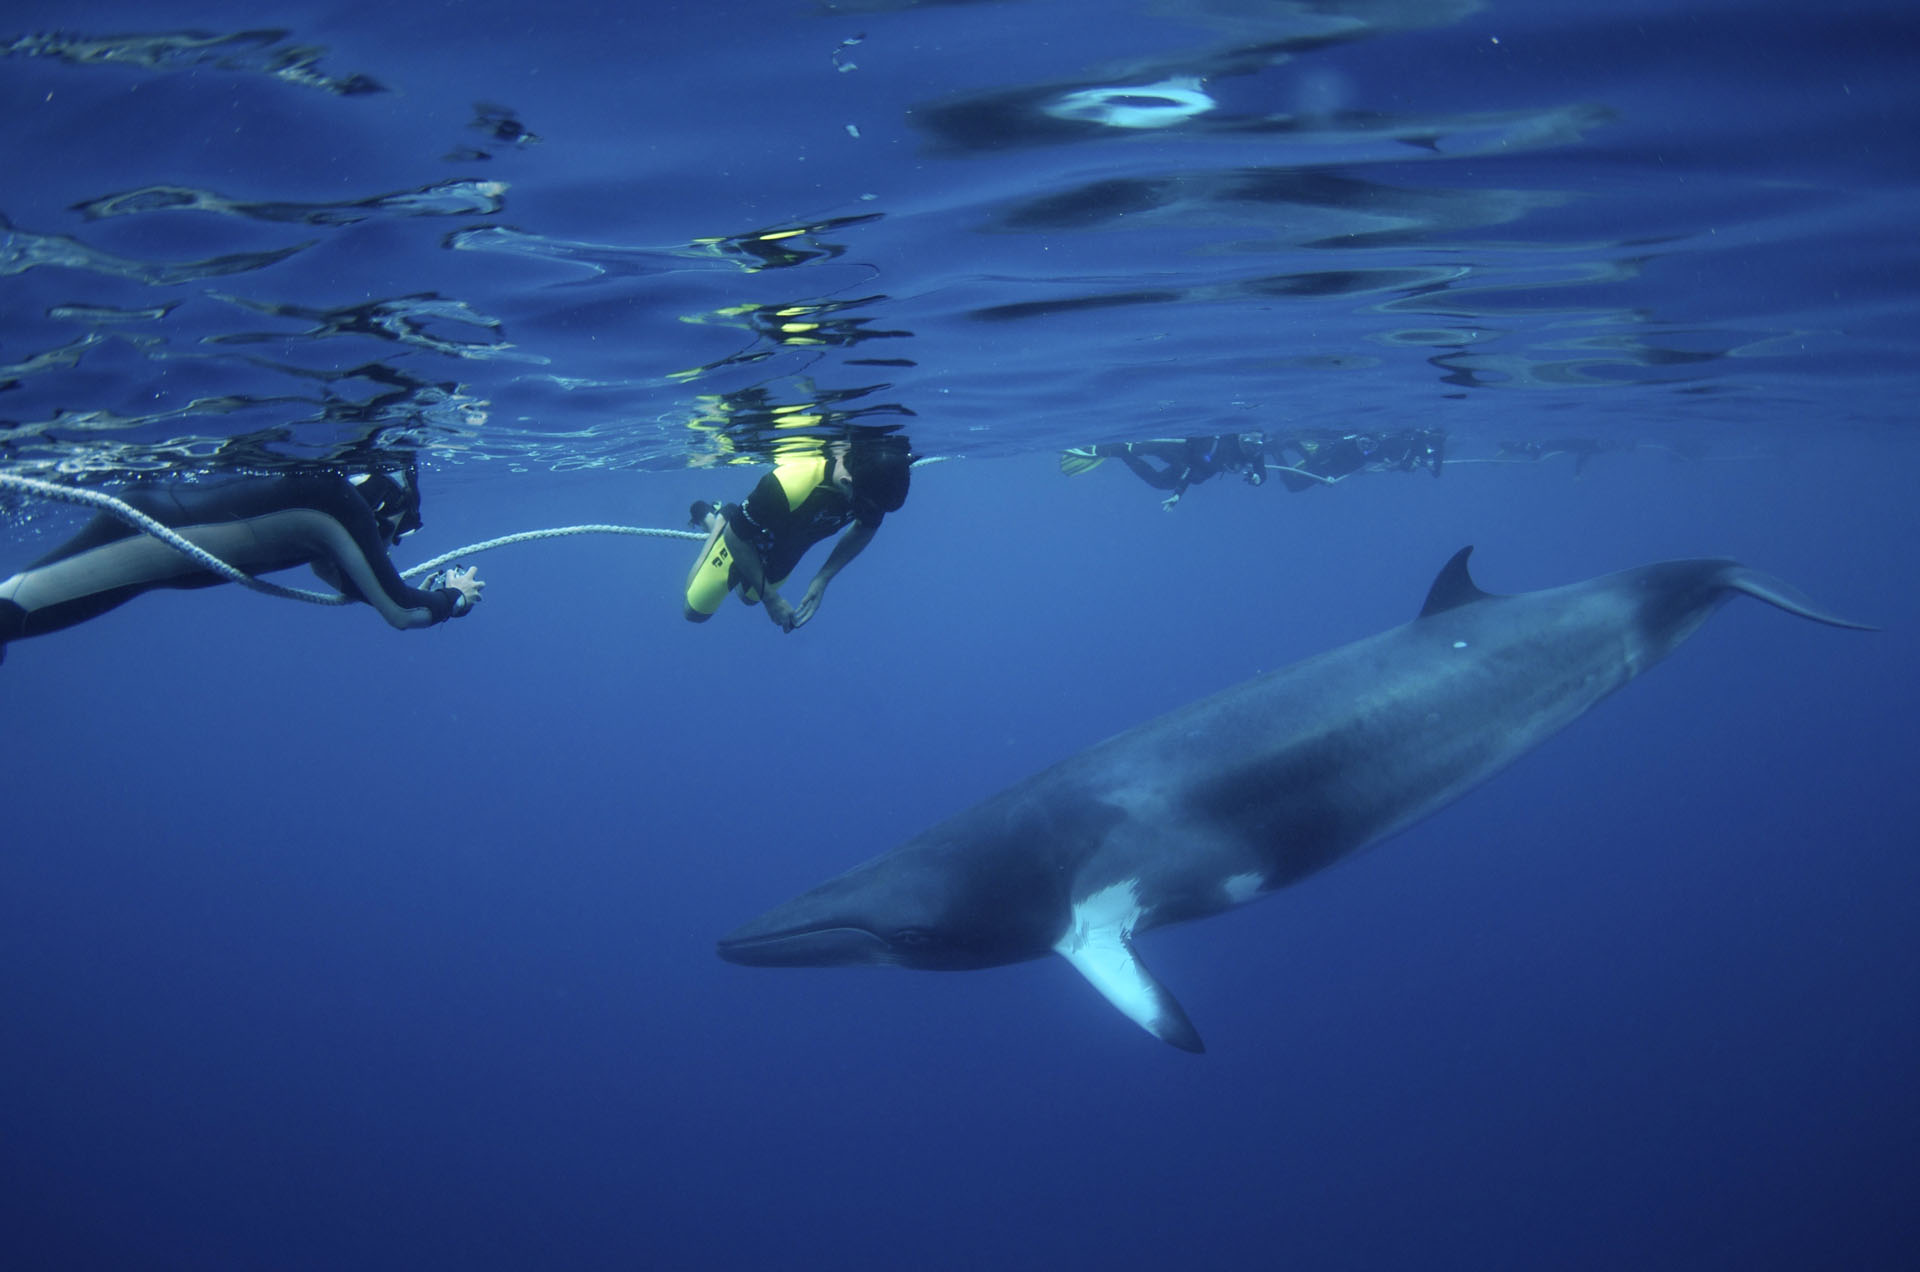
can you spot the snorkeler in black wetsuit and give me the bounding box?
[1269,428,1445,492]
[0,463,483,663]
[1062,433,1267,508]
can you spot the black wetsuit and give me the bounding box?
[1272,434,1372,491]
[0,474,465,657]
[1271,431,1441,492]
[722,468,881,585]
[1107,435,1262,498]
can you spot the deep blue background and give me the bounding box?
[4,0,1919,1268]
[6,452,1917,1270]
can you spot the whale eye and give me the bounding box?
[891,927,934,947]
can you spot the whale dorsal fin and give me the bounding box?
[1052,881,1204,1053]
[1419,546,1494,618]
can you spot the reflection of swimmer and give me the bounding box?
[690,213,885,272]
[1269,429,1445,492]
[1061,434,1266,509]
[684,437,912,633]
[0,462,482,664]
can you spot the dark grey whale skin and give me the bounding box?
[718,548,1872,1052]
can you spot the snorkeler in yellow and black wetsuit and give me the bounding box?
[683,436,911,633]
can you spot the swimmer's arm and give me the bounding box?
[814,520,877,583]
[791,521,877,629]
[313,485,479,629]
[721,519,797,629]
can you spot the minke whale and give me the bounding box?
[718,549,1872,1052]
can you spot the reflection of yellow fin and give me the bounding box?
[1060,448,1106,476]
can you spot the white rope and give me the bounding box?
[1,472,704,607]
[401,524,702,579]
[1261,463,1344,487]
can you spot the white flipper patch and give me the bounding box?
[1052,881,1204,1053]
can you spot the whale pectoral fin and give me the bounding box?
[1052,883,1203,1053]
[1054,929,1204,1053]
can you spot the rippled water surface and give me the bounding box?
[4,0,1912,483]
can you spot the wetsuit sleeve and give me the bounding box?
[300,477,465,629]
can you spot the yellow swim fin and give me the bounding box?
[1060,447,1106,476]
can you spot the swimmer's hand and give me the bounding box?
[436,565,485,615]
[788,578,828,631]
[763,589,799,633]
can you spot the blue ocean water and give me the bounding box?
[2,0,1917,1267]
